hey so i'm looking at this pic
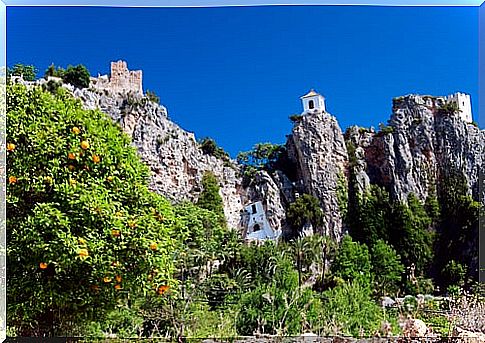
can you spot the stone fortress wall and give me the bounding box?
[90,60,143,96]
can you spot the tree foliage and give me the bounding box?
[6,83,176,335]
[370,239,404,296]
[62,64,91,89]
[8,63,37,81]
[435,168,481,287]
[286,194,324,237]
[196,171,226,226]
[198,137,230,162]
[388,194,434,276]
[44,64,66,78]
[348,185,392,247]
[330,235,372,285]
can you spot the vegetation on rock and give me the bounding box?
[8,63,37,81]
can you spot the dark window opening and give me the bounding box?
[253,224,261,232]
[309,100,315,109]
[251,204,257,214]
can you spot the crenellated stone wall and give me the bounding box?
[90,60,143,96]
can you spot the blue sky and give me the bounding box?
[7,5,479,157]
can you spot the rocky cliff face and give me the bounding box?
[286,110,348,241]
[64,81,483,241]
[71,87,245,229]
[347,95,484,205]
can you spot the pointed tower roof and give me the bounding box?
[300,89,324,99]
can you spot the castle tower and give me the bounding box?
[446,92,473,123]
[301,89,326,114]
[109,60,143,95]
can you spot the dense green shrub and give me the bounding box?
[7,63,37,81]
[289,114,303,122]
[388,195,434,276]
[319,280,384,337]
[63,64,91,89]
[286,194,324,237]
[198,137,230,162]
[371,239,404,296]
[196,171,226,226]
[331,235,372,285]
[6,83,176,335]
[145,89,160,104]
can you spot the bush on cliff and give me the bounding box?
[62,64,91,89]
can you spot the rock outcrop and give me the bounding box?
[240,170,288,234]
[28,74,482,242]
[286,110,348,241]
[72,86,244,229]
[348,95,484,205]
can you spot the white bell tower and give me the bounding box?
[301,89,326,114]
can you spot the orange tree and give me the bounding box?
[6,83,177,335]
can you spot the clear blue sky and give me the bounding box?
[7,6,479,157]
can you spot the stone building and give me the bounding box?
[90,60,143,95]
[445,92,473,123]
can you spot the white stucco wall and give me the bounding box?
[244,201,281,241]
[446,92,473,123]
[302,94,326,113]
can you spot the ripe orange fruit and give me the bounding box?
[91,285,100,292]
[111,229,121,237]
[150,242,158,251]
[157,285,169,295]
[6,143,15,152]
[78,248,89,258]
[115,275,122,283]
[8,176,17,184]
[114,284,122,290]
[39,262,48,269]
[68,152,76,160]
[92,155,100,163]
[80,141,90,150]
[103,276,112,283]
[72,127,81,134]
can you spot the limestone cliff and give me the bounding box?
[286,110,348,241]
[346,94,484,205]
[59,79,483,241]
[71,86,244,229]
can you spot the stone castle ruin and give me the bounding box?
[90,60,143,96]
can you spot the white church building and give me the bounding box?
[243,201,282,242]
[300,89,326,114]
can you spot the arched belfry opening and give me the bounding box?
[309,100,315,109]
